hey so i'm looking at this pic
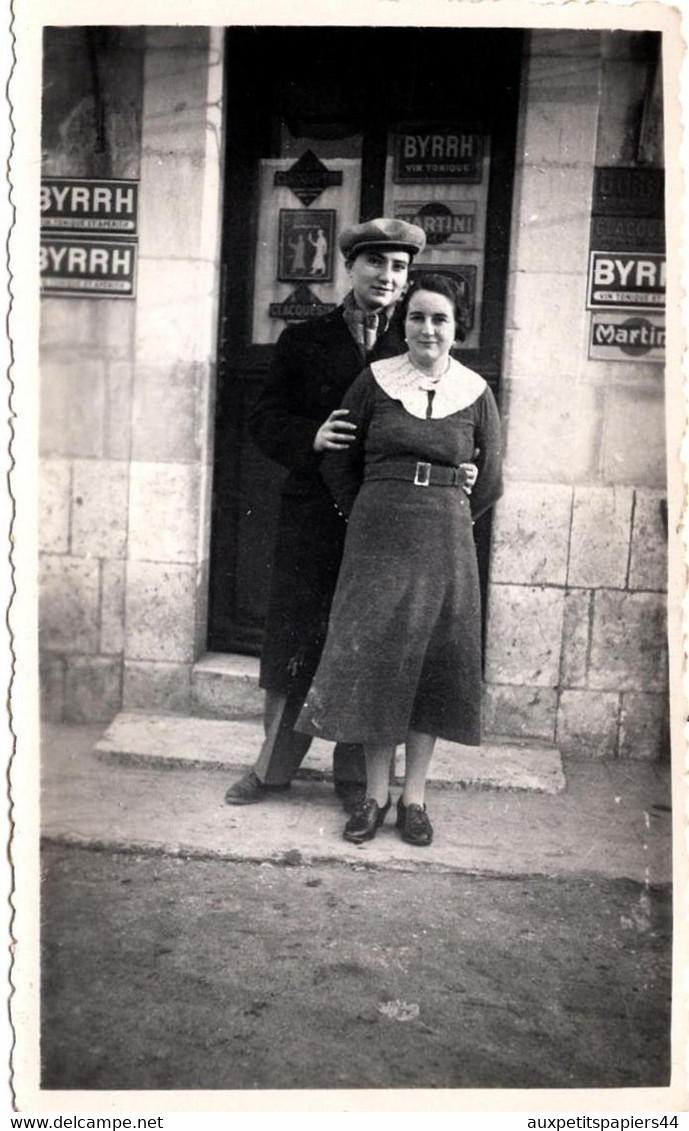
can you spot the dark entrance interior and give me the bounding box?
[208,26,523,654]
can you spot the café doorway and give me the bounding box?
[208,26,523,654]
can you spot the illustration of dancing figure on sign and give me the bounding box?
[288,232,307,273]
[309,228,328,274]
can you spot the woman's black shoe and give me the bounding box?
[396,797,433,846]
[343,796,391,843]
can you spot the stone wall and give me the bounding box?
[484,30,668,759]
[39,27,224,721]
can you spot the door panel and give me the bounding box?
[208,27,523,653]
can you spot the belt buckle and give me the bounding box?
[414,461,431,487]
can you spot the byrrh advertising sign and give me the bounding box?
[586,251,665,310]
[394,128,484,183]
[41,178,138,234]
[41,237,137,297]
[40,178,139,298]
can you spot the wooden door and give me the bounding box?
[208,26,523,653]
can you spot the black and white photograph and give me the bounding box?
[5,0,685,1114]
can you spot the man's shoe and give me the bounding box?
[334,780,367,814]
[224,771,290,806]
[343,796,391,843]
[396,797,433,846]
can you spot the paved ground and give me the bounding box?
[33,722,675,1104]
[41,723,672,883]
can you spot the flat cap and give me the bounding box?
[339,217,426,259]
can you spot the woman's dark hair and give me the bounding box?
[399,272,469,342]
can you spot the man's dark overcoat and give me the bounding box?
[250,303,406,705]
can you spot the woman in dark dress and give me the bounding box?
[296,274,503,847]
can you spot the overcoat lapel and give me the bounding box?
[315,309,368,393]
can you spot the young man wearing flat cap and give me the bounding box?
[225,218,475,809]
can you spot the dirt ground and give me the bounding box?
[40,842,672,1093]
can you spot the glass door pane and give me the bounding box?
[251,135,362,345]
[383,124,492,351]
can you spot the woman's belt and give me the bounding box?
[364,460,463,488]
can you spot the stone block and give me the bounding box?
[105,362,134,460]
[557,689,619,758]
[138,155,205,263]
[142,32,212,159]
[128,462,201,564]
[144,27,210,51]
[597,60,650,164]
[601,385,667,488]
[506,274,587,379]
[560,589,592,688]
[124,561,198,663]
[490,481,572,586]
[619,692,670,761]
[39,298,135,357]
[583,358,666,386]
[499,378,603,484]
[99,297,137,357]
[131,361,204,463]
[520,98,599,167]
[101,560,126,654]
[199,460,215,550]
[629,490,668,591]
[39,556,100,653]
[589,590,668,692]
[482,684,557,741]
[40,652,65,721]
[194,557,211,659]
[139,28,223,265]
[485,584,565,687]
[64,656,122,723]
[135,260,218,367]
[123,660,192,713]
[511,167,592,274]
[40,360,105,458]
[198,360,218,460]
[71,459,128,559]
[567,486,634,589]
[39,459,71,553]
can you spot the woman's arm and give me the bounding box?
[469,385,503,520]
[319,370,375,518]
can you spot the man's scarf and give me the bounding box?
[342,291,393,357]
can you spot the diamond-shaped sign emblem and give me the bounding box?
[274,150,343,206]
[269,283,337,322]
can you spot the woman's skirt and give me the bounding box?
[296,479,482,745]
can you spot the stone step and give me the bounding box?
[96,711,566,794]
[191,652,264,718]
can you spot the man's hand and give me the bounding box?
[313,409,357,452]
[459,462,478,494]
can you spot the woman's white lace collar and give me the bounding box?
[370,353,487,419]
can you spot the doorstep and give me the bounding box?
[191,652,265,718]
[96,710,566,794]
